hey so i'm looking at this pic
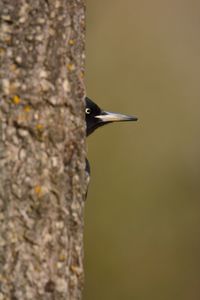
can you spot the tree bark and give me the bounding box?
[0,1,86,299]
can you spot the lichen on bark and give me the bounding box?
[0,0,86,299]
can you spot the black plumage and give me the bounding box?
[85,97,137,136]
[85,97,138,196]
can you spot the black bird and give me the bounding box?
[85,97,138,136]
[85,97,138,188]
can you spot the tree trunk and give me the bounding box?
[0,1,86,299]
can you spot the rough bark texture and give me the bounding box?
[0,0,86,299]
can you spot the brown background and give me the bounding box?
[84,1,200,299]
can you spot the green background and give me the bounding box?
[84,1,200,299]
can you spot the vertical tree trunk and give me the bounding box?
[0,1,86,299]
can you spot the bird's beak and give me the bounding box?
[95,111,138,123]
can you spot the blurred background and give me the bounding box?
[84,1,200,299]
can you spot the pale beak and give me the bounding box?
[95,111,138,122]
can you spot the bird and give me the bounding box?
[85,97,138,137]
[85,96,138,196]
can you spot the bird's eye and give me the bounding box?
[85,108,91,114]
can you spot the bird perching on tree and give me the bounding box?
[85,97,138,188]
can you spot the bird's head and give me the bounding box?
[85,97,138,136]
